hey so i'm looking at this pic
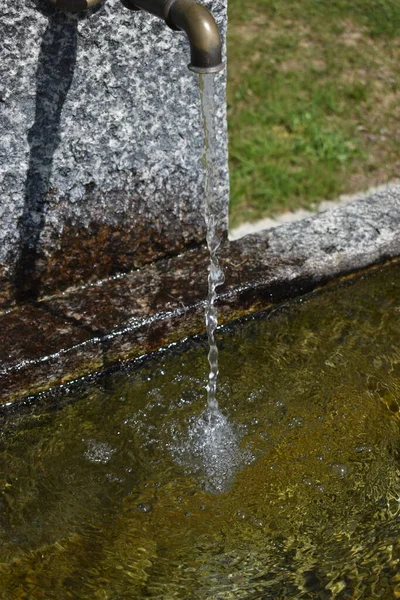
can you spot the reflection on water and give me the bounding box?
[0,263,400,598]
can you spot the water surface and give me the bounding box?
[1,263,400,599]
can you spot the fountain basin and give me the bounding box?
[1,187,399,405]
[0,249,399,598]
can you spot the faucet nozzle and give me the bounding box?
[123,0,224,74]
[47,0,224,74]
[166,0,224,73]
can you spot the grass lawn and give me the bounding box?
[226,0,400,227]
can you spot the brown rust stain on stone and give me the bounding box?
[1,218,205,311]
[36,219,203,300]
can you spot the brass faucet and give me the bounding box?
[48,0,224,74]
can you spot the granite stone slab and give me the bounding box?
[1,188,399,405]
[0,0,228,308]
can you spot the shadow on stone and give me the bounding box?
[14,10,78,303]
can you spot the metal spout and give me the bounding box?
[123,0,224,73]
[47,0,224,73]
[168,0,224,73]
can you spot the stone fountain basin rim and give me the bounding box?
[0,186,399,405]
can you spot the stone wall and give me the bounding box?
[0,0,228,309]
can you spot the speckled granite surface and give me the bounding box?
[0,0,228,308]
[1,189,399,404]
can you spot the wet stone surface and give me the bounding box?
[0,191,399,404]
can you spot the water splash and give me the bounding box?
[187,410,247,493]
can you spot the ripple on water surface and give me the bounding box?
[0,263,400,599]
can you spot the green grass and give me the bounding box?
[227,0,400,226]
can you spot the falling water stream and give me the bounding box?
[199,73,225,418]
[181,73,244,493]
